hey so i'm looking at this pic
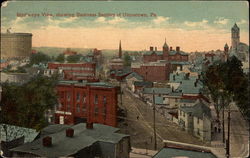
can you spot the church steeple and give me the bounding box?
[119,40,122,58]
[163,38,169,52]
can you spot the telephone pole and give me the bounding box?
[152,90,157,150]
[226,106,231,158]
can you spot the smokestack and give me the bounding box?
[43,136,52,147]
[170,47,172,51]
[66,128,74,137]
[150,46,154,51]
[86,122,93,129]
[176,46,180,52]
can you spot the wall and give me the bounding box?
[55,83,118,127]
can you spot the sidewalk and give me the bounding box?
[210,124,226,158]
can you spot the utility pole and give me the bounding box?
[120,81,123,107]
[222,96,225,143]
[152,90,157,150]
[226,106,231,158]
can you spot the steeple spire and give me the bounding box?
[119,40,122,58]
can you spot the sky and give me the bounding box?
[1,1,249,52]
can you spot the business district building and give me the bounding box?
[55,80,120,127]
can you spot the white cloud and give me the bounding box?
[184,19,208,27]
[108,17,126,25]
[214,17,229,25]
[153,16,170,24]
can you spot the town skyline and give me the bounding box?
[1,1,249,52]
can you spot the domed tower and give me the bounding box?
[231,23,240,51]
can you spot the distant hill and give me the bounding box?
[32,47,140,57]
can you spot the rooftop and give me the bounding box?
[11,123,129,158]
[58,80,115,88]
[142,87,172,94]
[180,102,212,119]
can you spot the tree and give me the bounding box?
[55,54,65,63]
[0,74,58,130]
[202,56,247,121]
[123,52,131,66]
[29,52,51,65]
[67,54,82,63]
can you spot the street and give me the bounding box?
[118,85,204,150]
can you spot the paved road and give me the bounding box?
[118,86,204,150]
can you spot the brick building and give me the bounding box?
[143,40,189,63]
[55,80,119,127]
[131,60,170,82]
[47,62,98,82]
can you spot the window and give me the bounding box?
[67,104,71,112]
[197,118,199,124]
[82,95,86,103]
[120,142,123,153]
[103,96,107,105]
[76,104,80,113]
[103,104,107,120]
[197,128,200,135]
[76,93,80,102]
[183,113,185,117]
[94,104,98,116]
[94,95,98,104]
[67,92,71,101]
[82,104,86,112]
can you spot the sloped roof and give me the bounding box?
[176,79,203,94]
[169,50,188,56]
[144,51,163,56]
[126,72,143,80]
[142,87,172,94]
[134,81,153,87]
[11,123,129,158]
[180,102,212,119]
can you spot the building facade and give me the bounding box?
[55,81,119,127]
[131,61,170,82]
[47,62,97,81]
[143,40,189,63]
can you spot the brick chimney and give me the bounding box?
[66,128,74,137]
[86,122,93,129]
[170,47,172,51]
[176,46,180,52]
[150,46,154,51]
[43,136,52,147]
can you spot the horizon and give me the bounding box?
[1,1,249,52]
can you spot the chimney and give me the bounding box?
[150,46,154,51]
[170,47,173,51]
[86,122,93,129]
[66,128,74,137]
[43,136,52,147]
[155,47,157,51]
[176,46,180,52]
